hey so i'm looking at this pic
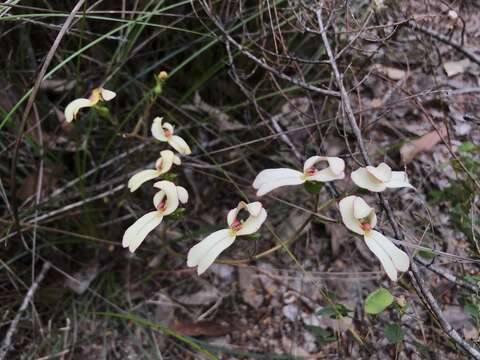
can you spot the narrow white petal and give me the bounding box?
[168,135,191,155]
[128,169,161,192]
[256,177,305,196]
[196,231,237,275]
[100,88,116,101]
[122,211,163,252]
[366,163,392,182]
[364,231,398,281]
[353,196,373,219]
[236,208,267,236]
[172,155,182,165]
[151,117,168,141]
[375,232,410,272]
[64,98,92,123]
[187,229,233,267]
[252,168,303,189]
[338,196,364,235]
[351,167,387,192]
[176,186,189,204]
[153,180,179,215]
[385,171,415,190]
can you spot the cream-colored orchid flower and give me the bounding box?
[127,150,181,192]
[351,163,414,192]
[64,87,116,123]
[122,180,188,253]
[151,117,191,155]
[252,156,345,196]
[187,201,267,275]
[339,195,410,281]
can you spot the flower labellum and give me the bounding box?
[351,163,414,192]
[252,156,345,196]
[187,201,267,275]
[151,117,192,155]
[122,180,188,252]
[64,87,116,123]
[338,195,410,281]
[128,150,181,192]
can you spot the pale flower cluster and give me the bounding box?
[65,82,415,282]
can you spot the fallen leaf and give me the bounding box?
[171,319,231,337]
[400,123,447,164]
[238,267,263,309]
[443,59,471,77]
[375,65,406,80]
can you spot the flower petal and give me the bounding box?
[303,156,323,172]
[351,167,387,192]
[176,186,189,204]
[308,167,345,182]
[128,169,161,192]
[364,230,407,281]
[374,232,410,272]
[156,150,175,174]
[187,229,236,274]
[236,208,267,236]
[338,196,364,235]
[100,88,116,101]
[246,201,262,216]
[151,117,168,141]
[153,180,179,215]
[172,155,182,165]
[153,190,165,209]
[303,156,345,175]
[252,169,304,196]
[122,211,163,252]
[366,163,392,182]
[64,98,92,123]
[168,135,191,155]
[385,171,415,190]
[227,202,245,227]
[353,196,373,219]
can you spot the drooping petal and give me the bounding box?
[168,135,191,155]
[128,169,161,192]
[122,211,163,252]
[252,169,304,196]
[385,171,415,190]
[187,229,236,274]
[236,208,267,236]
[366,163,392,182]
[100,88,116,101]
[64,98,92,123]
[326,157,346,175]
[308,167,345,182]
[151,117,168,141]
[176,186,189,204]
[303,156,323,172]
[374,232,410,272]
[153,180,179,215]
[153,190,165,208]
[172,155,182,165]
[304,156,345,182]
[364,230,407,281]
[338,196,364,235]
[351,167,387,192]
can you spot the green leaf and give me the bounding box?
[458,141,477,153]
[464,303,480,320]
[170,207,186,219]
[304,181,323,194]
[316,303,351,318]
[418,249,436,260]
[364,288,394,315]
[385,324,405,344]
[305,325,336,344]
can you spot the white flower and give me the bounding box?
[127,150,181,192]
[151,117,191,155]
[122,180,188,253]
[64,87,116,122]
[338,195,410,281]
[187,201,267,275]
[252,156,345,196]
[351,163,414,192]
